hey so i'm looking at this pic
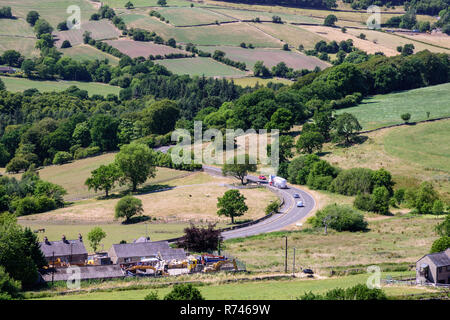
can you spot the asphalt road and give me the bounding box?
[202,165,316,240]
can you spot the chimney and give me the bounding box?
[78,233,83,242]
[62,235,67,243]
[44,236,50,244]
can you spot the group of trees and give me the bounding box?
[0,166,66,216]
[430,215,449,253]
[254,60,315,80]
[0,6,13,19]
[212,50,247,71]
[308,204,368,232]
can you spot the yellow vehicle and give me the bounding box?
[204,259,238,273]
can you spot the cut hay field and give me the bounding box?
[0,0,97,26]
[154,7,235,26]
[156,57,247,77]
[18,171,277,224]
[54,20,121,48]
[0,76,121,96]
[104,39,189,58]
[33,271,432,300]
[126,17,282,47]
[336,83,450,130]
[0,18,35,37]
[61,45,120,65]
[224,214,442,273]
[100,0,194,7]
[0,36,39,58]
[384,120,450,174]
[232,77,293,87]
[197,45,329,70]
[395,32,450,50]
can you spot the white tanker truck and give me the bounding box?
[269,175,287,189]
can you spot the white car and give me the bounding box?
[296,201,304,207]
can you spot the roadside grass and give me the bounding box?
[223,214,442,273]
[61,45,120,66]
[336,83,450,130]
[0,76,121,96]
[321,120,450,201]
[32,271,433,300]
[156,57,247,77]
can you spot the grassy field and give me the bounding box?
[0,76,121,96]
[321,120,450,201]
[61,45,120,65]
[0,0,97,26]
[101,0,194,7]
[0,153,189,201]
[55,20,121,48]
[0,36,39,58]
[33,271,433,300]
[105,39,188,58]
[197,45,329,70]
[336,83,450,130]
[0,18,35,37]
[232,77,293,87]
[384,120,450,173]
[156,57,247,77]
[154,7,235,26]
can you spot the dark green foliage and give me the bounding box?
[287,154,320,185]
[85,163,122,197]
[52,151,72,165]
[0,266,23,300]
[306,160,339,190]
[217,189,248,224]
[26,11,39,26]
[406,182,440,214]
[164,284,204,300]
[144,291,159,300]
[265,200,281,215]
[115,195,144,222]
[331,112,362,144]
[324,14,337,26]
[430,236,450,253]
[309,204,368,232]
[330,168,374,196]
[177,223,222,252]
[0,7,13,19]
[61,40,72,48]
[222,155,257,186]
[435,215,450,237]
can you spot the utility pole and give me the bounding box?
[293,247,296,276]
[284,236,288,273]
[52,251,55,285]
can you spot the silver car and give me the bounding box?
[293,193,300,198]
[297,201,304,207]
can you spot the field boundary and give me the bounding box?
[358,115,450,134]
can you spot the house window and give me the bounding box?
[438,267,442,273]
[446,266,450,272]
[124,258,131,263]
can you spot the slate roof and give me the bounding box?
[110,241,186,261]
[419,248,450,267]
[40,265,124,282]
[39,239,88,258]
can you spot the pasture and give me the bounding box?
[156,57,247,77]
[100,0,194,8]
[33,271,431,300]
[0,76,121,96]
[232,77,293,87]
[154,7,235,26]
[54,20,121,48]
[0,36,38,58]
[61,44,120,65]
[336,83,450,130]
[104,39,189,58]
[197,45,329,70]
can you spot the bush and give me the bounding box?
[310,204,368,232]
[61,40,72,48]
[265,200,280,215]
[73,146,101,160]
[6,157,30,173]
[52,151,73,165]
[330,168,374,196]
[164,284,204,300]
[144,291,159,300]
[299,284,386,300]
[177,223,222,253]
[115,195,144,222]
[430,236,450,253]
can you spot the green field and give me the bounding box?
[0,76,121,96]
[34,271,427,300]
[155,7,234,26]
[156,57,247,77]
[102,0,194,7]
[336,83,450,130]
[0,0,97,26]
[384,120,450,173]
[61,45,120,66]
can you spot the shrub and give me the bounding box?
[144,291,159,300]
[73,146,101,160]
[164,284,204,300]
[115,195,144,222]
[265,200,280,215]
[6,157,30,173]
[299,284,386,300]
[330,168,374,196]
[61,40,72,48]
[310,204,368,232]
[52,151,72,165]
[176,223,222,253]
[430,236,450,253]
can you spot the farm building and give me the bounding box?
[39,235,88,265]
[40,265,124,282]
[0,66,15,74]
[416,249,450,285]
[107,240,186,264]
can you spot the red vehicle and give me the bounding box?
[258,175,267,180]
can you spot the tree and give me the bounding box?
[26,11,40,26]
[324,14,337,26]
[125,1,134,9]
[115,195,144,222]
[412,182,439,214]
[157,0,167,6]
[87,227,107,253]
[435,215,450,237]
[61,40,72,48]
[309,204,367,232]
[0,78,4,91]
[176,223,222,252]
[52,151,72,165]
[222,154,257,185]
[265,107,294,132]
[332,112,362,144]
[401,113,411,123]
[34,19,53,38]
[85,163,122,197]
[141,99,180,135]
[296,131,324,154]
[253,60,271,78]
[115,143,156,191]
[1,50,24,67]
[430,236,450,253]
[217,189,248,224]
[371,186,391,215]
[272,15,282,23]
[0,266,22,300]
[6,157,30,173]
[164,284,204,300]
[89,114,119,151]
[401,43,415,56]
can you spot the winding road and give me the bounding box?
[202,165,316,240]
